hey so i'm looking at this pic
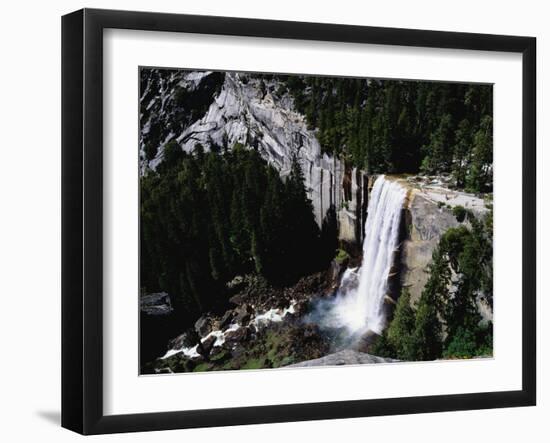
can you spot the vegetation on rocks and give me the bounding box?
[144,321,330,374]
[372,208,493,360]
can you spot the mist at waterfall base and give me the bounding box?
[305,176,407,349]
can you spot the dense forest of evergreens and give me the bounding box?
[259,74,493,193]
[140,143,337,329]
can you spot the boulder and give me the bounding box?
[167,332,192,350]
[194,315,213,337]
[353,330,380,353]
[234,304,254,326]
[219,310,235,329]
[140,292,173,316]
[225,327,251,345]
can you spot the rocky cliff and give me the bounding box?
[338,166,370,246]
[140,69,347,227]
[398,176,490,306]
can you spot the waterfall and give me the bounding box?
[321,175,407,337]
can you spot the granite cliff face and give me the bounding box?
[140,69,346,227]
[338,166,370,246]
[400,191,461,303]
[398,177,490,313]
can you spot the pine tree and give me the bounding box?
[413,295,443,360]
[283,155,320,282]
[387,289,417,360]
[452,119,473,188]
[420,113,454,174]
[466,115,493,193]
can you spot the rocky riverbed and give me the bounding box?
[141,271,341,374]
[141,253,401,374]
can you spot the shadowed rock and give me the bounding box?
[140,292,173,316]
[194,315,213,336]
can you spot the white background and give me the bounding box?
[0,0,547,441]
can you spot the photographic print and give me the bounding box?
[139,68,493,375]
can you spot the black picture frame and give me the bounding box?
[62,8,536,435]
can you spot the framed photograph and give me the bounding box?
[62,8,536,435]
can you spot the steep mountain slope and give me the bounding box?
[140,69,344,227]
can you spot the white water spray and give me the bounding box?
[328,175,407,336]
[160,302,297,360]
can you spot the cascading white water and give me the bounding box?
[328,175,407,336]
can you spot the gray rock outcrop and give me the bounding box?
[140,292,173,316]
[399,181,490,304]
[287,349,398,367]
[400,191,461,303]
